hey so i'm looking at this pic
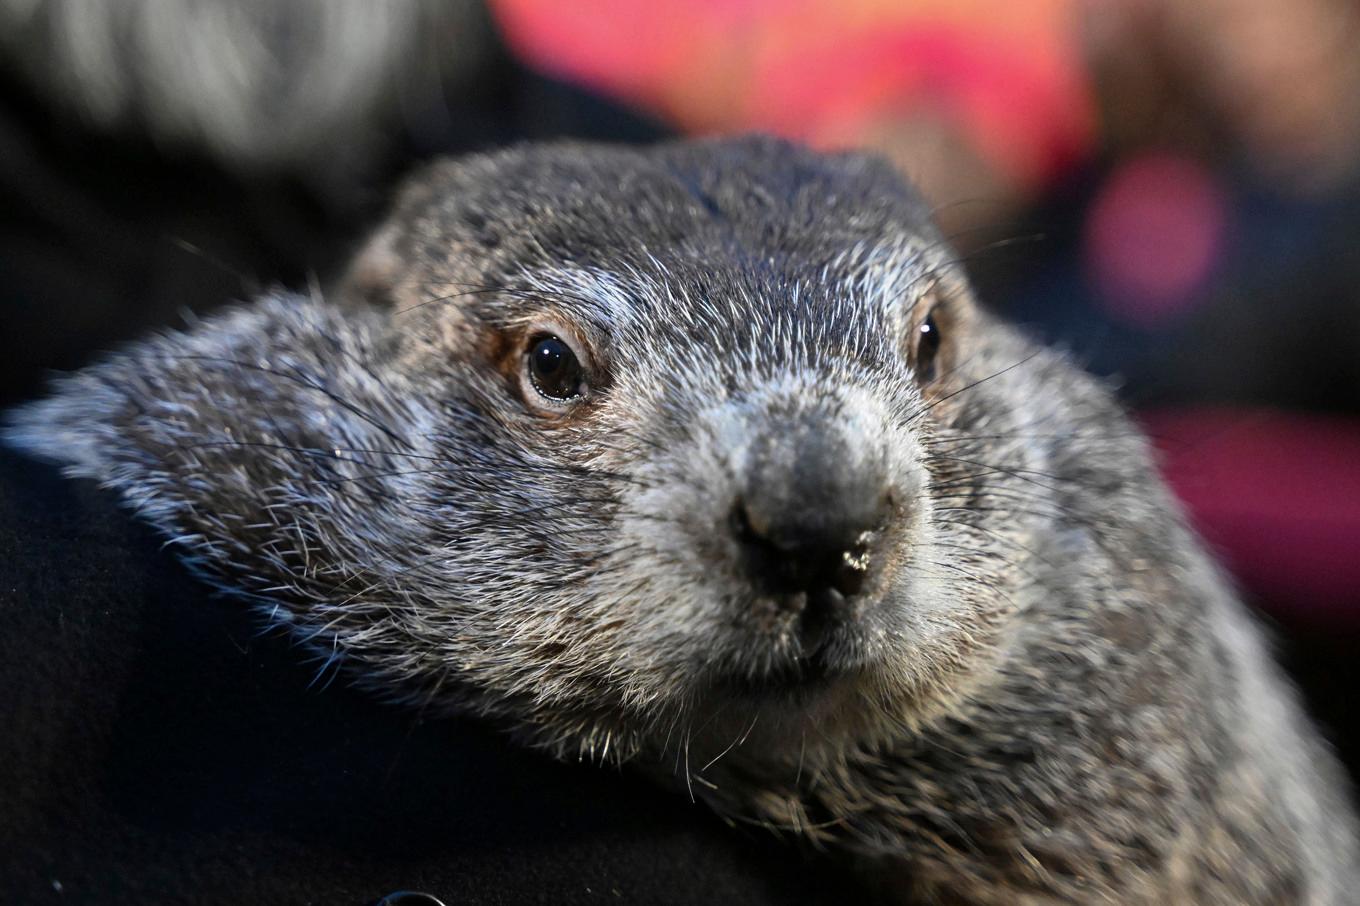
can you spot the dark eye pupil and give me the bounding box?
[534,338,566,375]
[528,335,583,400]
[917,313,941,382]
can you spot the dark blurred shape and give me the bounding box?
[983,170,1360,416]
[0,0,664,407]
[0,0,494,183]
[1085,0,1360,196]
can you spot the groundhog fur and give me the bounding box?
[8,137,1358,904]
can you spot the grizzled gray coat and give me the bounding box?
[9,137,1359,903]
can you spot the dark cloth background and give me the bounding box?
[0,446,862,904]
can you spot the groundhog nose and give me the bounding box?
[730,483,891,601]
[731,404,896,608]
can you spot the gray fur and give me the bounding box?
[7,137,1358,903]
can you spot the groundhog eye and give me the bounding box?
[527,334,585,401]
[915,312,942,383]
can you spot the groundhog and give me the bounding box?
[8,137,1358,904]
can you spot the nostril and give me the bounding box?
[730,497,881,600]
[830,543,871,597]
[731,499,804,592]
[731,499,759,545]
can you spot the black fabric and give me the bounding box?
[0,447,862,904]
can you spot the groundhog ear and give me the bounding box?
[338,222,404,311]
[3,292,403,502]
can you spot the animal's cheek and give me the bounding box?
[557,527,742,704]
[892,532,1020,655]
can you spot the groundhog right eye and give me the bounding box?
[527,334,585,401]
[915,312,942,383]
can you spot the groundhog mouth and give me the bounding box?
[713,653,845,700]
[710,601,886,701]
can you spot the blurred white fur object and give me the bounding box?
[0,0,488,177]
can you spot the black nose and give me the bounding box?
[732,496,885,600]
[731,417,894,604]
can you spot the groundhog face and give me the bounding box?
[337,137,1045,757]
[11,137,1050,764]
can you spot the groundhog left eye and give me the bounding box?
[527,334,585,401]
[914,312,942,383]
